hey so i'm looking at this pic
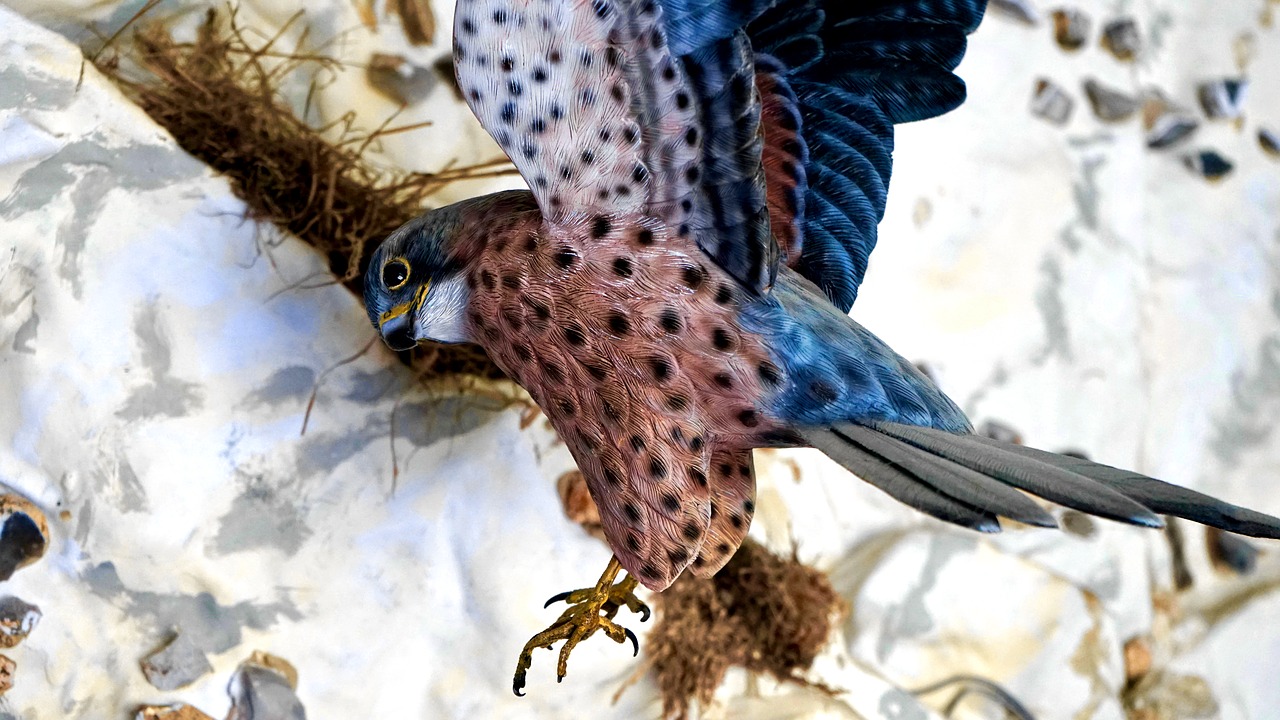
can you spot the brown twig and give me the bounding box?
[96,8,517,380]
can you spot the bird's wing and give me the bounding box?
[744,0,987,311]
[540,338,716,591]
[453,0,777,295]
[687,448,756,577]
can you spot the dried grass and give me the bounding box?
[96,8,512,379]
[646,539,846,719]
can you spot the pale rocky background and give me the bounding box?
[0,0,1278,718]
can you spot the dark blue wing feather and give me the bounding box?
[831,66,967,125]
[658,0,988,309]
[749,0,987,310]
[747,0,988,304]
[862,0,985,33]
[680,31,776,294]
[659,0,779,56]
[799,196,860,305]
[824,20,970,68]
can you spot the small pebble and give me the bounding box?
[1124,636,1153,683]
[1084,79,1138,122]
[1197,78,1248,121]
[991,0,1040,25]
[1206,528,1259,574]
[0,494,48,581]
[141,632,213,691]
[1142,91,1198,149]
[1101,18,1141,61]
[912,198,933,229]
[246,651,299,689]
[1259,127,1279,158]
[0,597,40,649]
[366,53,438,106]
[0,655,12,696]
[1233,32,1257,72]
[227,654,306,720]
[1060,510,1098,538]
[1031,78,1074,125]
[1052,8,1091,51]
[1182,150,1234,182]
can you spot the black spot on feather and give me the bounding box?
[553,247,577,268]
[591,216,611,238]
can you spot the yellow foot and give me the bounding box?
[513,556,651,696]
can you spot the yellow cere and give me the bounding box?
[379,281,431,326]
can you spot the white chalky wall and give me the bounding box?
[0,0,1277,718]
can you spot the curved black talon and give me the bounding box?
[515,558,641,696]
[544,590,573,608]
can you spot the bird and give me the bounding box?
[362,0,1280,695]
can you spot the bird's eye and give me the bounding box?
[382,258,410,291]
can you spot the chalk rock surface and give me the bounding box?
[2,1,1279,718]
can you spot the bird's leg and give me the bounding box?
[512,556,651,696]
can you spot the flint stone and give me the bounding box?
[1101,18,1141,60]
[1084,79,1139,122]
[1052,8,1091,51]
[0,597,40,649]
[141,632,213,691]
[1032,78,1074,125]
[227,657,306,720]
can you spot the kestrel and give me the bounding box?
[362,0,1280,694]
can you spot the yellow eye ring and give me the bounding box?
[382,257,411,291]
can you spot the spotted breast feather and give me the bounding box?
[464,208,785,589]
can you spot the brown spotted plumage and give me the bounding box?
[454,0,700,230]
[463,205,779,590]
[690,449,755,576]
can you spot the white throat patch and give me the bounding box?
[413,273,472,344]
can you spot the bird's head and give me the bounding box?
[364,207,472,351]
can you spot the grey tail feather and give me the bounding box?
[832,424,1058,529]
[804,421,1280,539]
[805,427,1001,533]
[964,434,1280,540]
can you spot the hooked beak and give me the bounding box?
[378,285,427,351]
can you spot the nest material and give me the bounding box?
[647,538,846,719]
[97,10,510,379]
